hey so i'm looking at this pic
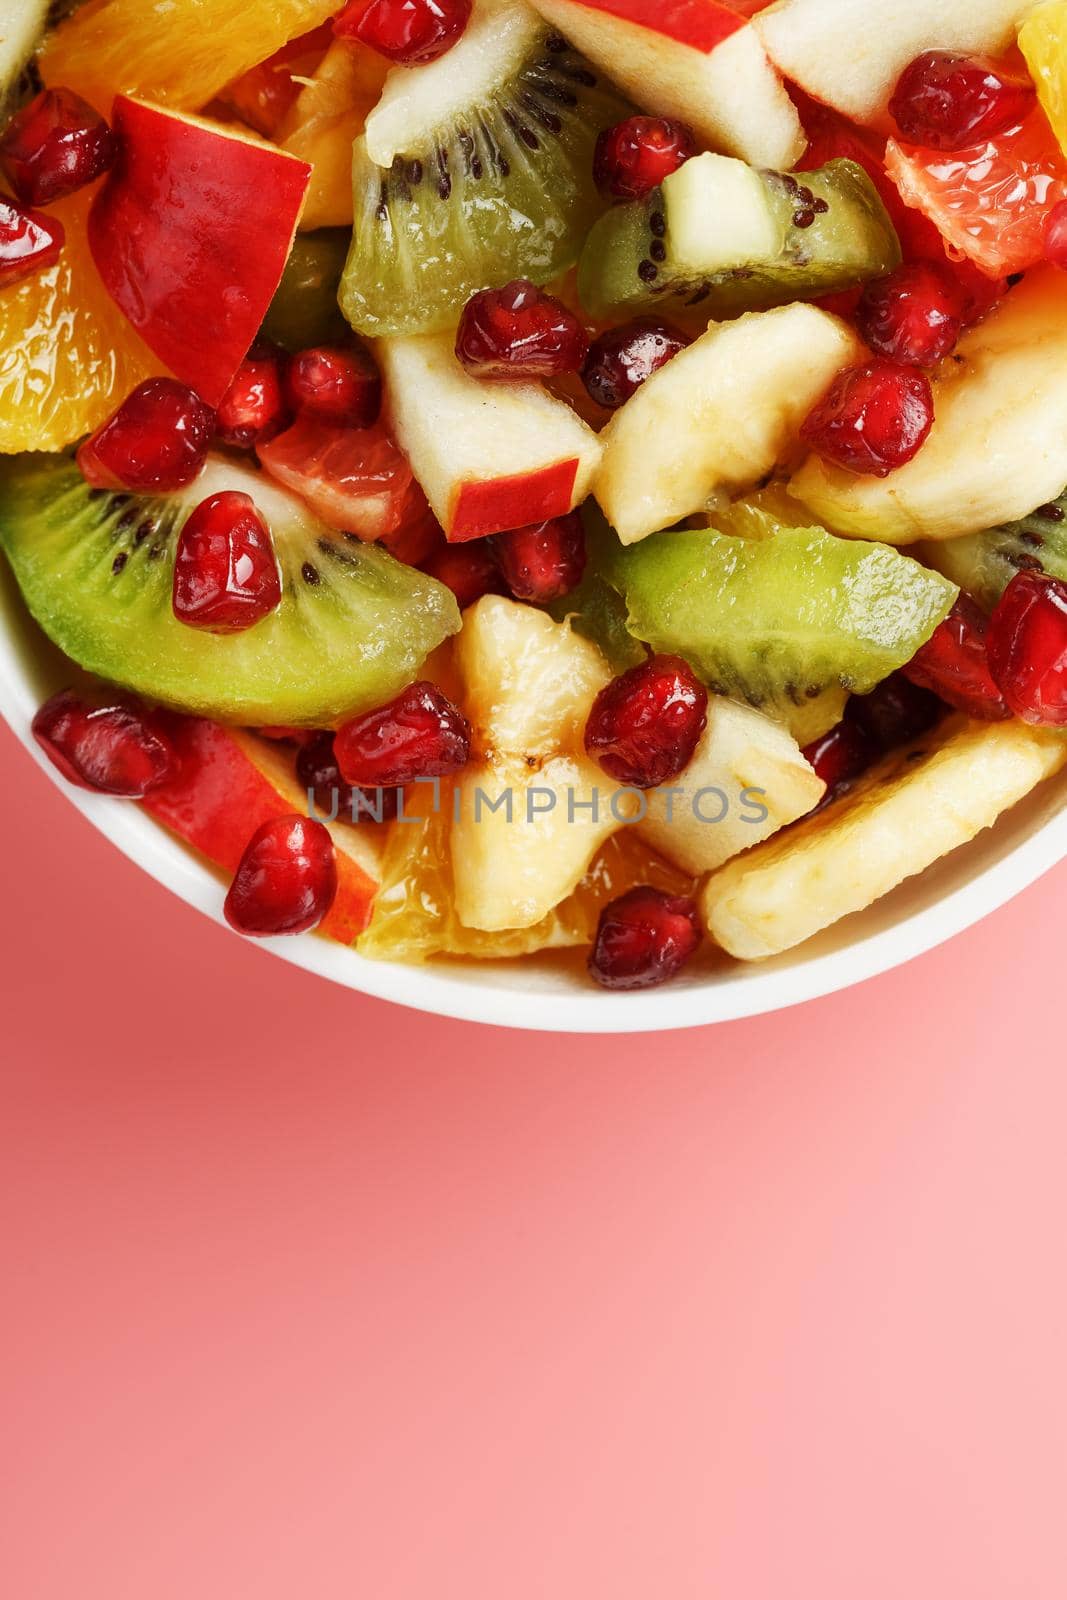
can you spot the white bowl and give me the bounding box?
[4,557,1067,1032]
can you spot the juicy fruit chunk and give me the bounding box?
[603,504,958,742]
[594,301,862,545]
[799,358,934,478]
[0,196,65,286]
[340,6,628,337]
[77,379,215,494]
[32,689,176,796]
[336,0,473,64]
[286,343,381,428]
[216,24,334,139]
[588,886,702,991]
[856,260,965,366]
[1020,1,1067,161]
[579,153,900,322]
[585,655,708,789]
[889,51,1036,150]
[922,492,1067,612]
[172,490,282,633]
[0,455,461,726]
[492,513,586,603]
[278,42,390,232]
[987,571,1067,725]
[261,230,351,350]
[593,115,696,200]
[224,814,337,937]
[581,319,690,409]
[1,88,116,206]
[216,342,290,449]
[257,415,431,544]
[702,716,1067,961]
[455,281,589,381]
[902,594,1009,719]
[792,271,1067,543]
[335,682,471,786]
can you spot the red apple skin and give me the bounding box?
[567,0,747,53]
[448,458,580,542]
[142,718,378,944]
[89,97,311,407]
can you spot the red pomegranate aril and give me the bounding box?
[585,654,708,790]
[581,319,691,410]
[800,359,934,478]
[594,116,695,202]
[77,378,215,493]
[1045,198,1067,267]
[335,0,472,64]
[335,681,471,786]
[172,490,281,633]
[296,731,400,822]
[846,672,944,750]
[286,342,381,429]
[857,260,966,367]
[889,51,1036,152]
[0,88,116,206]
[216,340,290,448]
[32,689,176,796]
[224,815,338,937]
[902,594,1010,720]
[492,511,586,603]
[420,540,504,609]
[455,280,589,381]
[589,886,702,991]
[988,570,1067,725]
[0,196,64,285]
[802,719,878,799]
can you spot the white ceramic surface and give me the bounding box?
[4,557,1067,1032]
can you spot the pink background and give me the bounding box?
[4,712,1066,1599]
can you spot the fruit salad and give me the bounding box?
[6,0,1067,997]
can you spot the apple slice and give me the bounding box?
[142,720,382,944]
[595,301,863,544]
[791,269,1067,544]
[89,96,311,406]
[756,0,1037,129]
[528,0,804,167]
[378,333,603,542]
[636,697,824,876]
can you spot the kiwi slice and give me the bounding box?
[339,9,628,338]
[0,454,461,727]
[921,491,1067,612]
[601,504,957,743]
[578,154,900,323]
[261,230,351,351]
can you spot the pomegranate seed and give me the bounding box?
[889,51,1036,152]
[800,359,934,477]
[846,672,943,750]
[589,886,702,991]
[286,342,381,428]
[335,0,472,64]
[420,541,503,609]
[455,280,589,381]
[335,681,471,786]
[224,815,338,937]
[32,689,175,796]
[857,260,966,367]
[492,512,586,603]
[0,88,116,206]
[296,731,400,822]
[1045,198,1067,267]
[988,570,1067,725]
[0,195,64,285]
[77,378,214,493]
[802,719,878,806]
[585,655,708,790]
[581,319,691,409]
[172,490,281,633]
[902,594,1010,719]
[594,116,695,202]
[216,340,290,448]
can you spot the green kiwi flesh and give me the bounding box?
[339,27,629,338]
[0,455,461,727]
[261,230,351,351]
[578,156,900,323]
[920,490,1067,612]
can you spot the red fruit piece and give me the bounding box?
[286,342,381,428]
[296,731,400,822]
[420,541,503,609]
[216,340,290,448]
[172,490,281,633]
[802,719,878,806]
[455,280,589,381]
[0,196,64,285]
[1,88,116,207]
[845,673,943,750]
[987,571,1067,725]
[492,512,586,603]
[581,318,690,409]
[257,415,428,544]
[1045,198,1067,266]
[32,689,175,796]
[857,260,965,367]
[800,359,934,478]
[335,681,471,786]
[585,655,708,790]
[224,814,338,937]
[889,51,1036,152]
[902,594,1010,720]
[594,116,695,202]
[335,0,472,64]
[77,378,214,493]
[589,886,702,991]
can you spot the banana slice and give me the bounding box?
[702,716,1067,960]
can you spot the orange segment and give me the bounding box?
[280,41,389,231]
[0,191,160,455]
[40,0,342,116]
[1021,1,1067,160]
